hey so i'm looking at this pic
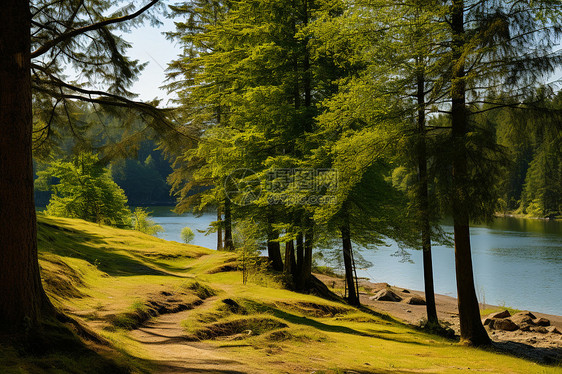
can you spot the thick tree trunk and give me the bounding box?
[284,240,295,276]
[450,0,490,346]
[223,197,234,251]
[416,71,438,325]
[267,231,284,272]
[217,206,223,251]
[341,220,359,306]
[0,1,53,333]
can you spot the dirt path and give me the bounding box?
[128,298,261,374]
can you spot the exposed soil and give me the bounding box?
[128,296,265,374]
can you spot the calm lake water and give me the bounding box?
[149,207,562,315]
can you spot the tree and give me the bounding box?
[181,226,196,243]
[133,207,164,235]
[0,0,164,334]
[446,0,561,346]
[37,153,131,226]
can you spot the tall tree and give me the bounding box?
[446,0,561,345]
[0,0,164,334]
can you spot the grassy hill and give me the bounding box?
[0,215,559,373]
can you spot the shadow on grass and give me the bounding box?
[38,219,173,277]
[0,318,145,374]
[490,340,562,366]
[243,300,429,346]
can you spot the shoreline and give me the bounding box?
[315,273,562,362]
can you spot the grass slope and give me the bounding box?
[1,215,560,373]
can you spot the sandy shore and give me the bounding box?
[315,273,562,363]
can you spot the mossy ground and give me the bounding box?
[1,214,560,373]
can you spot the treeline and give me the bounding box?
[162,0,562,347]
[33,103,175,207]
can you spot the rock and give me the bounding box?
[370,289,402,302]
[405,296,426,305]
[530,326,548,334]
[546,326,561,334]
[510,312,536,326]
[492,318,519,331]
[533,317,550,326]
[487,310,511,319]
[482,318,494,326]
[402,289,410,293]
[519,322,533,332]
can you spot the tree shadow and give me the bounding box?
[38,219,173,277]
[490,340,562,366]
[243,300,428,346]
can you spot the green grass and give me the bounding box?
[1,214,560,373]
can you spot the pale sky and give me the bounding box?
[126,17,180,105]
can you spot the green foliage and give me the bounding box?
[36,153,131,227]
[181,226,195,243]
[132,207,164,235]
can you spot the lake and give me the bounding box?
[148,206,562,315]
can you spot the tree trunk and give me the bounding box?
[341,220,359,306]
[294,232,304,289]
[0,1,53,333]
[223,197,234,251]
[303,221,313,289]
[450,0,490,346]
[217,206,223,251]
[267,232,284,272]
[416,71,438,325]
[284,240,296,276]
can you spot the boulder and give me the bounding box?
[370,289,402,302]
[401,289,410,294]
[487,310,511,319]
[546,326,561,334]
[482,318,494,326]
[510,312,536,326]
[405,296,426,305]
[492,318,519,331]
[533,317,550,326]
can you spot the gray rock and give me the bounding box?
[405,296,426,305]
[370,289,402,302]
[487,310,511,319]
[492,318,519,331]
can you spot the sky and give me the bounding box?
[125,17,180,104]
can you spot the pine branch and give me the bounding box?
[31,0,159,59]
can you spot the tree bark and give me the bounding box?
[294,232,304,289]
[341,219,359,306]
[223,197,234,251]
[284,240,295,276]
[217,206,223,251]
[450,0,490,346]
[267,231,284,272]
[416,71,438,325]
[0,0,53,333]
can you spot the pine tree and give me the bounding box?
[0,0,163,334]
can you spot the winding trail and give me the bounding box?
[127,298,262,374]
